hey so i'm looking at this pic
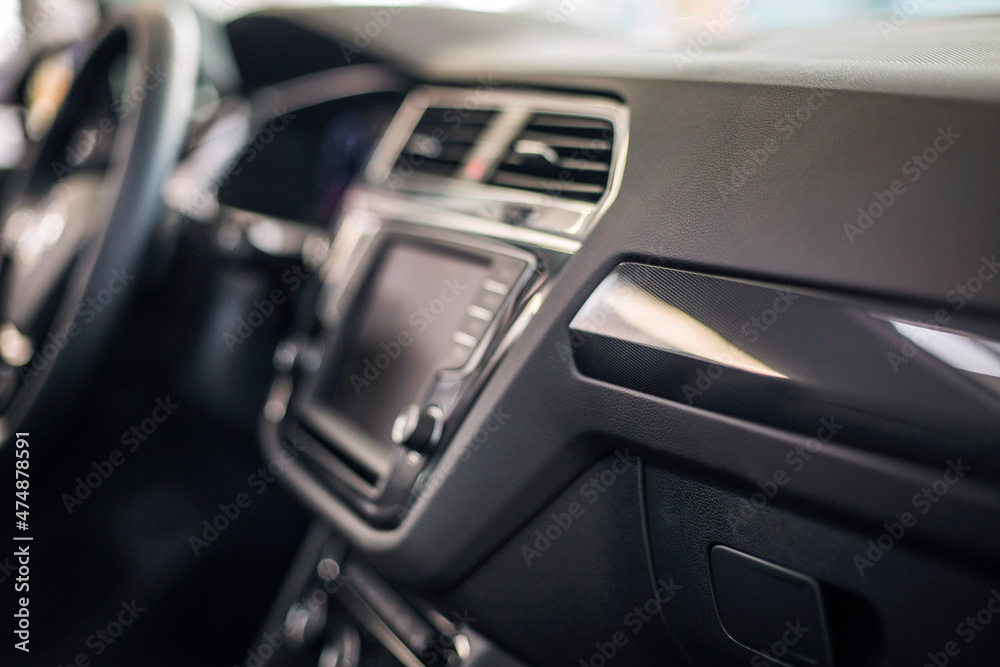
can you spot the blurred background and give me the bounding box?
[4,0,1000,176]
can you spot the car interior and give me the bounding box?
[2,1,1000,665]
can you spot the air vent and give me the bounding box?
[392,107,496,178]
[490,113,614,203]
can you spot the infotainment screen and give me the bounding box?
[319,241,493,446]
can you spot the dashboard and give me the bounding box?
[152,10,1000,667]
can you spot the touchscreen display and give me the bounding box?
[321,241,491,445]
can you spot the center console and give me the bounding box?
[259,84,628,530]
[251,82,628,666]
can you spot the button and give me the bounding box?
[481,277,510,295]
[466,304,494,322]
[451,330,479,349]
[476,288,507,312]
[459,313,490,338]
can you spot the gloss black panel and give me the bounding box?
[570,263,1000,473]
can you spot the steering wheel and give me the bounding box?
[0,6,199,440]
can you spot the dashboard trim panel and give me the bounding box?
[364,85,630,241]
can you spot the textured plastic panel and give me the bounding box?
[645,464,1000,666]
[445,455,687,667]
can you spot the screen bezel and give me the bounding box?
[291,222,537,499]
[311,237,493,456]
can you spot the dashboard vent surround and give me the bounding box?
[489,113,614,203]
[393,107,496,178]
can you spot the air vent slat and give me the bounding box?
[503,156,610,173]
[401,141,470,163]
[489,113,614,203]
[392,107,496,179]
[417,108,495,125]
[517,130,611,151]
[409,124,486,145]
[530,114,611,130]
[490,172,606,201]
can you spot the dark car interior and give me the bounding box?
[2,1,1000,665]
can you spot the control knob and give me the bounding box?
[391,404,444,452]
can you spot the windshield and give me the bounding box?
[203,0,1000,45]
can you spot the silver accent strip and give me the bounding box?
[343,187,581,254]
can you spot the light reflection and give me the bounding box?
[889,319,1000,379]
[573,274,786,378]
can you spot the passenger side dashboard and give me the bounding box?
[213,13,1000,667]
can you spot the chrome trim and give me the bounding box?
[340,187,582,254]
[426,404,445,449]
[459,108,531,180]
[364,85,629,241]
